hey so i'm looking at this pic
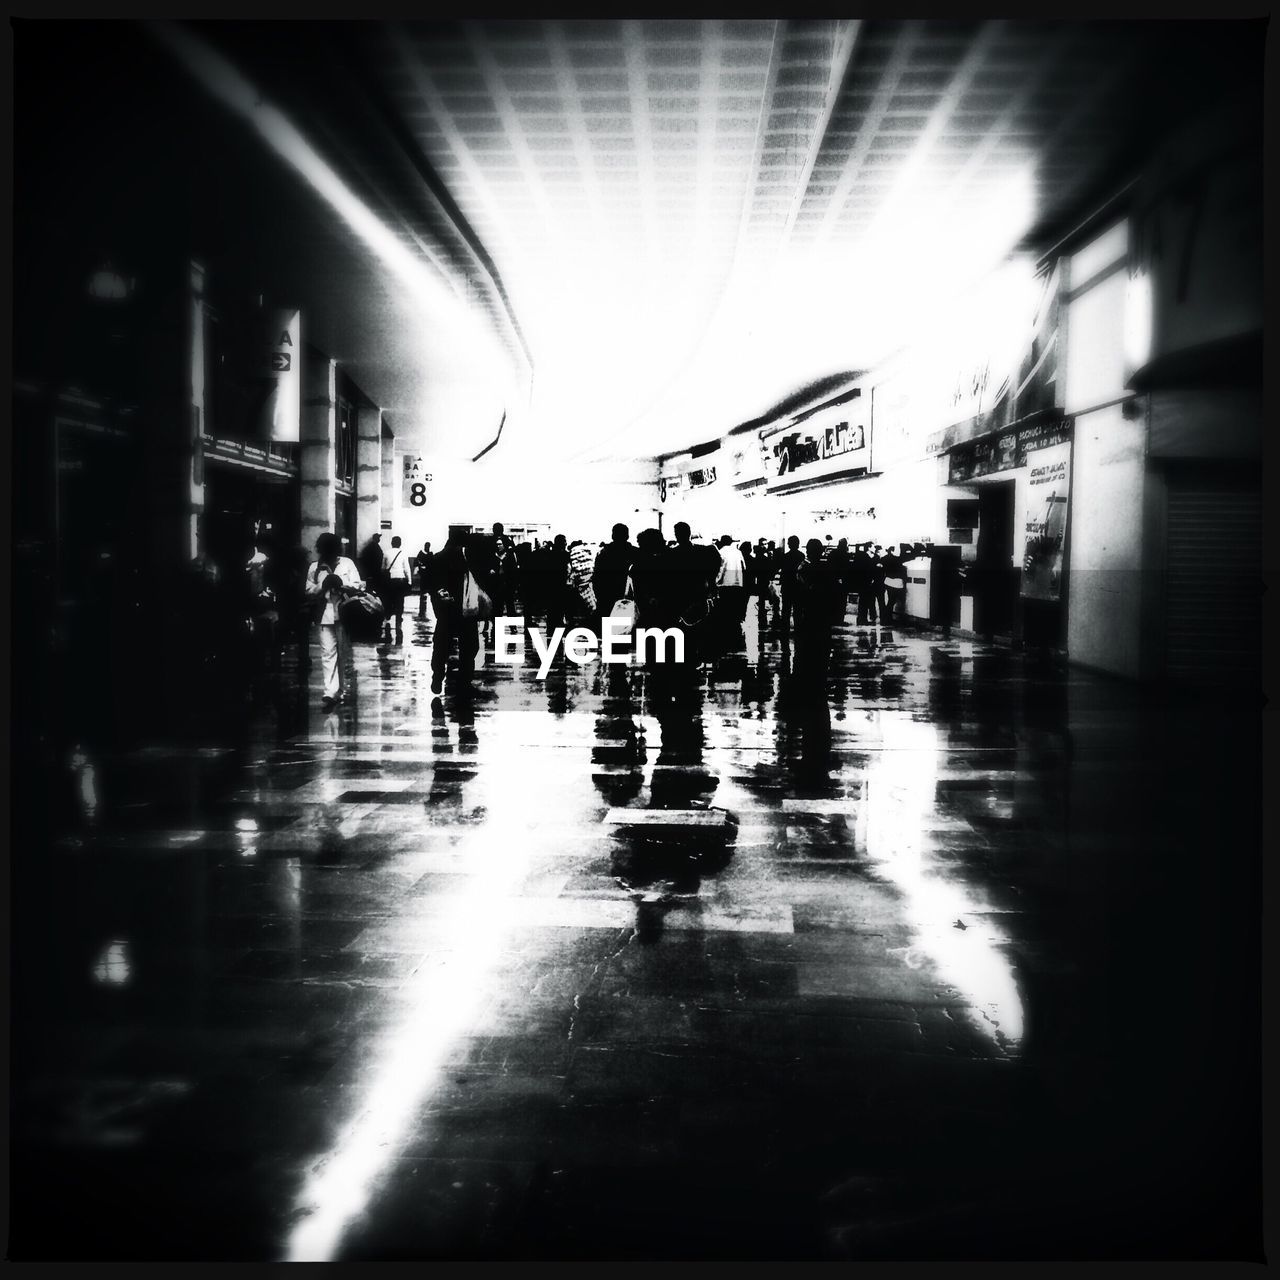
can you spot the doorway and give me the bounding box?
[203,461,299,578]
[336,493,356,560]
[974,480,1018,638]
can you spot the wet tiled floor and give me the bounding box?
[9,603,1262,1259]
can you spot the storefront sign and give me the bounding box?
[770,421,864,476]
[1014,418,1072,464]
[948,431,1012,483]
[762,399,869,492]
[1022,439,1071,601]
[659,446,719,499]
[260,309,300,443]
[947,415,1071,484]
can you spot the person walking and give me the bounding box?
[415,541,434,621]
[593,523,635,633]
[382,535,413,643]
[793,538,845,689]
[305,532,363,710]
[515,541,536,617]
[756,541,780,625]
[666,522,715,665]
[543,534,572,630]
[490,523,520,616]
[870,545,888,623]
[716,535,748,626]
[428,526,497,697]
[357,533,385,598]
[630,527,684,701]
[567,539,598,628]
[244,530,282,681]
[830,537,851,620]
[739,541,758,616]
[852,543,877,624]
[779,535,805,631]
[881,545,909,627]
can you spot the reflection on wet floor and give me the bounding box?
[9,604,1262,1260]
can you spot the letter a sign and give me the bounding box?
[261,309,301,443]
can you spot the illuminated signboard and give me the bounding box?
[761,396,869,492]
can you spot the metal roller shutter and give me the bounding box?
[1164,467,1261,683]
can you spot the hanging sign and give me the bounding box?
[260,309,300,443]
[402,455,432,508]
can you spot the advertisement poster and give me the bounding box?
[1022,439,1071,600]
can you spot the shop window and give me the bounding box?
[336,396,356,490]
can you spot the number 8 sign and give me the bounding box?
[401,456,432,508]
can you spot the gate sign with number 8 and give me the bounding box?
[401,456,432,508]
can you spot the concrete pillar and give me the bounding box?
[355,404,383,551]
[146,257,206,572]
[186,260,206,564]
[300,352,336,556]
[381,428,396,534]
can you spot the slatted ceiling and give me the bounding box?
[174,19,1254,457]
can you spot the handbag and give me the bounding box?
[678,594,713,629]
[460,570,493,621]
[338,589,386,641]
[609,575,638,637]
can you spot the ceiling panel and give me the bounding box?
[163,18,1261,460]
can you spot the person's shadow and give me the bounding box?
[590,666,646,809]
[609,688,736,943]
[777,672,836,797]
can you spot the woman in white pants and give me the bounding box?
[304,532,364,709]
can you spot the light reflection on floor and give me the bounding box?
[9,603,1262,1260]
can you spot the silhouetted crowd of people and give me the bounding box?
[168,519,931,716]
[412,521,930,701]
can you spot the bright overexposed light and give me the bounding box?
[69,746,101,824]
[284,713,576,1261]
[862,714,1024,1049]
[1124,268,1153,375]
[92,939,132,987]
[586,165,1039,461]
[149,21,519,393]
